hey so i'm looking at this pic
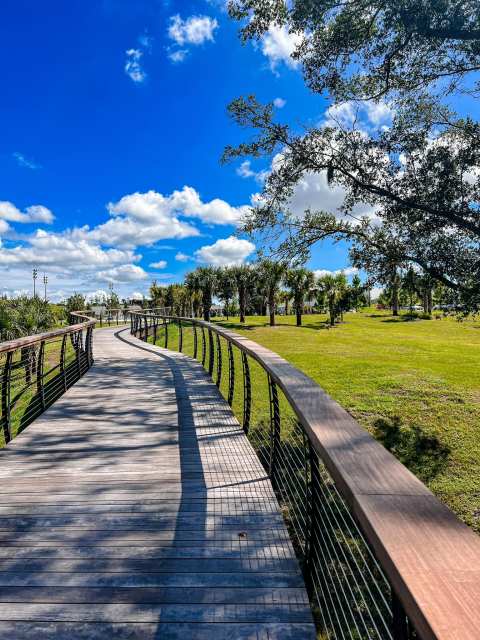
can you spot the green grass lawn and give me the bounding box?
[204,310,480,533]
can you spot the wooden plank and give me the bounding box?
[0,622,316,640]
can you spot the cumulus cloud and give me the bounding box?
[97,264,148,284]
[273,97,286,108]
[261,25,302,72]
[149,260,167,269]
[0,201,54,224]
[13,152,41,170]
[323,100,394,131]
[314,267,358,279]
[175,252,190,262]
[236,161,269,184]
[194,236,255,266]
[168,15,218,46]
[125,48,146,83]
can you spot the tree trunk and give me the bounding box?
[269,293,275,326]
[392,275,399,316]
[329,297,335,326]
[239,287,245,323]
[296,308,302,326]
[285,299,289,315]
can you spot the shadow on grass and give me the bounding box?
[373,416,451,482]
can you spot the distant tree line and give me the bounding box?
[149,261,368,327]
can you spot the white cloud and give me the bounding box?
[236,160,268,184]
[168,49,188,63]
[125,48,146,83]
[273,97,286,108]
[175,252,190,262]
[194,236,255,266]
[168,15,218,46]
[314,267,358,279]
[149,260,167,269]
[97,264,148,284]
[323,100,393,130]
[261,25,302,72]
[253,152,377,221]
[13,152,41,170]
[0,201,54,224]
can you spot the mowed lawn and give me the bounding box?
[211,311,480,533]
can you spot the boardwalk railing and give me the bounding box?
[131,311,480,640]
[0,312,95,445]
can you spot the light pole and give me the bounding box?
[43,275,48,302]
[32,268,38,298]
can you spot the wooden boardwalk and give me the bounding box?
[0,328,315,639]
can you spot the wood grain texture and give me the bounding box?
[144,315,480,640]
[0,327,315,639]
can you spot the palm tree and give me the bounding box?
[317,273,347,326]
[279,289,291,316]
[258,259,286,327]
[189,267,219,321]
[217,267,237,320]
[285,268,315,326]
[231,265,251,323]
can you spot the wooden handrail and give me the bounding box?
[130,312,480,640]
[0,313,96,355]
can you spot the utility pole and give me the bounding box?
[32,268,38,298]
[43,274,48,302]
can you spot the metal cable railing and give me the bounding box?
[0,312,95,445]
[129,311,480,640]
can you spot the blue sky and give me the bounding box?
[0,0,382,302]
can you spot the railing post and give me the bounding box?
[201,326,206,366]
[86,326,94,367]
[153,317,157,345]
[75,331,82,380]
[1,352,13,444]
[164,317,168,349]
[144,315,148,342]
[208,328,214,377]
[37,340,46,411]
[227,341,235,406]
[215,333,222,387]
[193,324,198,360]
[241,351,251,433]
[178,319,183,352]
[392,592,410,640]
[268,374,281,487]
[60,334,68,391]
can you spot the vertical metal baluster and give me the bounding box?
[76,331,82,380]
[193,324,198,360]
[208,328,214,377]
[215,333,222,387]
[164,317,168,349]
[227,341,234,406]
[86,326,93,368]
[60,334,68,391]
[153,317,157,345]
[37,341,46,410]
[392,592,410,640]
[1,352,13,443]
[144,316,149,342]
[305,441,321,595]
[178,319,183,352]
[268,374,281,488]
[201,326,206,366]
[241,351,251,434]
